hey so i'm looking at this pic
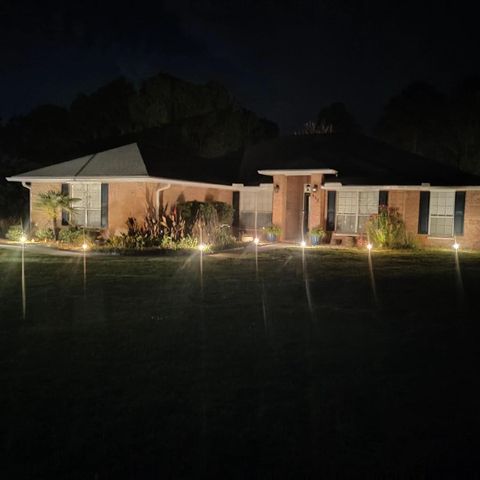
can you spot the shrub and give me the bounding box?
[161,235,198,250]
[0,217,22,238]
[179,201,233,226]
[309,225,325,238]
[212,225,236,248]
[264,224,282,236]
[210,201,234,225]
[58,227,85,245]
[34,228,55,242]
[366,206,414,248]
[5,225,25,241]
[160,206,186,241]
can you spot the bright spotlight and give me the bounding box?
[198,243,207,252]
[82,243,89,251]
[253,237,259,245]
[367,243,373,251]
[300,240,306,247]
[20,235,27,244]
[453,242,460,251]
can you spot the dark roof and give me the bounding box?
[138,142,241,185]
[242,133,480,186]
[8,142,242,186]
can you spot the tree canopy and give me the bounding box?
[0,72,279,219]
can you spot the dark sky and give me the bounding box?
[1,0,480,132]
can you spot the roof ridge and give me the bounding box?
[73,153,97,177]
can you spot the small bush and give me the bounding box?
[212,225,236,248]
[58,227,85,245]
[264,224,282,236]
[0,217,22,238]
[179,201,234,228]
[366,206,414,248]
[5,225,25,241]
[161,235,198,250]
[309,225,325,238]
[34,228,55,242]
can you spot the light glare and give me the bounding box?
[453,242,460,251]
[82,243,89,251]
[20,235,27,244]
[253,237,259,245]
[300,240,306,247]
[198,243,207,252]
[367,243,373,251]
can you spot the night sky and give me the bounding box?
[1,0,480,132]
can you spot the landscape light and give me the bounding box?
[300,240,306,247]
[367,243,373,251]
[198,243,207,252]
[253,237,259,245]
[82,243,89,251]
[453,242,460,251]
[20,235,27,244]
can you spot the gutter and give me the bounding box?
[156,184,171,216]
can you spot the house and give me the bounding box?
[6,142,237,236]
[7,133,480,249]
[240,134,480,248]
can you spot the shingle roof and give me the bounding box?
[9,133,480,188]
[8,142,241,186]
[242,133,480,186]
[10,143,148,178]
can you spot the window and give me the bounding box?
[429,191,455,237]
[336,191,379,233]
[70,183,102,227]
[239,189,273,230]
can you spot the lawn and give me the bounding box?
[1,246,480,478]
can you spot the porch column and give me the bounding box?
[309,173,325,229]
[272,175,287,240]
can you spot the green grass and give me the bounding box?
[1,247,480,478]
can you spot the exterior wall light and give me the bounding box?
[453,242,460,251]
[312,184,318,192]
[300,240,306,247]
[273,184,280,193]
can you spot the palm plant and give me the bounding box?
[35,190,78,240]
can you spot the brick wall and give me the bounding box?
[109,182,233,235]
[385,189,480,249]
[30,182,62,230]
[308,174,325,229]
[30,181,233,237]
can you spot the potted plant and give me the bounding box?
[309,225,326,246]
[264,224,281,242]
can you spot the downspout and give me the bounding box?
[21,182,32,232]
[156,184,171,218]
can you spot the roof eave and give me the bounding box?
[7,175,237,190]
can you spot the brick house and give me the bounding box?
[241,134,480,249]
[7,134,480,248]
[7,143,236,236]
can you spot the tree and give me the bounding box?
[443,77,480,172]
[35,191,78,240]
[316,102,360,133]
[375,82,445,157]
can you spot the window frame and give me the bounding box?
[69,182,102,228]
[335,190,379,234]
[428,190,455,238]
